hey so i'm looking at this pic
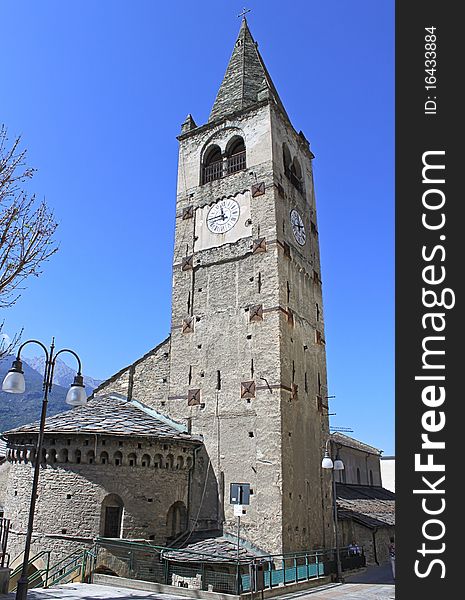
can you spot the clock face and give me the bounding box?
[290,209,306,245]
[206,198,240,234]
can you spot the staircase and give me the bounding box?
[8,547,95,592]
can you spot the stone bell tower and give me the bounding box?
[166,18,332,555]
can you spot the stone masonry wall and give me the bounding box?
[93,338,170,412]
[334,446,383,487]
[3,433,193,566]
[340,519,394,565]
[269,105,332,552]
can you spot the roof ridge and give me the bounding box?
[91,336,170,398]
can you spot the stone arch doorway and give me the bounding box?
[100,493,124,538]
[166,501,187,541]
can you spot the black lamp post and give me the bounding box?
[322,437,345,582]
[2,338,87,600]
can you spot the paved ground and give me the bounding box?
[1,583,186,599]
[1,565,395,599]
[278,564,395,600]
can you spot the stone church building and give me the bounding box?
[2,18,336,564]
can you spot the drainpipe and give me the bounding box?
[372,528,379,565]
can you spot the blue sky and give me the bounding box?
[1,1,394,454]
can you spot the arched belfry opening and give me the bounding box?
[283,143,303,193]
[201,136,247,184]
[282,142,292,173]
[226,135,246,174]
[202,144,223,183]
[100,493,124,538]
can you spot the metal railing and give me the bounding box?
[92,538,364,595]
[202,151,246,184]
[227,151,246,174]
[0,517,10,567]
[9,548,86,592]
[4,538,365,595]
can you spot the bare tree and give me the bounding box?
[0,321,22,357]
[0,125,58,307]
[0,125,58,357]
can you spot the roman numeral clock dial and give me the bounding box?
[290,209,306,245]
[206,198,240,234]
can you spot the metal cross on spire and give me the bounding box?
[238,7,251,20]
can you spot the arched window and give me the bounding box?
[369,470,374,486]
[87,450,95,465]
[100,494,124,538]
[141,454,151,467]
[58,448,69,463]
[128,453,137,467]
[114,451,123,466]
[226,136,246,174]
[202,145,223,183]
[186,456,193,469]
[282,143,292,173]
[100,451,109,465]
[356,467,361,485]
[176,455,184,470]
[289,157,303,192]
[74,449,81,464]
[283,144,303,193]
[154,453,163,468]
[166,454,174,469]
[48,449,57,464]
[166,501,188,540]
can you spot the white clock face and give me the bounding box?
[206,198,240,234]
[290,209,306,246]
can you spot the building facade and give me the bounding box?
[96,17,333,555]
[2,394,200,565]
[3,18,333,561]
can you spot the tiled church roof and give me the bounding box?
[3,393,200,442]
[336,483,395,528]
[163,531,259,563]
[331,432,382,456]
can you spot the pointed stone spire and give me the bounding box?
[209,18,288,122]
[181,114,197,134]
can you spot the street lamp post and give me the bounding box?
[322,438,344,582]
[2,338,87,600]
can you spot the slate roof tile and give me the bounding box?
[163,533,258,563]
[209,18,288,123]
[336,483,395,528]
[2,394,200,443]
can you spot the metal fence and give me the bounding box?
[92,538,365,595]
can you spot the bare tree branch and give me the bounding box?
[0,125,58,309]
[0,320,23,359]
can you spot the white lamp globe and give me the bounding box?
[333,458,345,471]
[2,369,26,394]
[65,374,87,406]
[2,359,26,394]
[321,453,334,469]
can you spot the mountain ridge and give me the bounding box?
[0,355,102,433]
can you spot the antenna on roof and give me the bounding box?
[330,427,354,433]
